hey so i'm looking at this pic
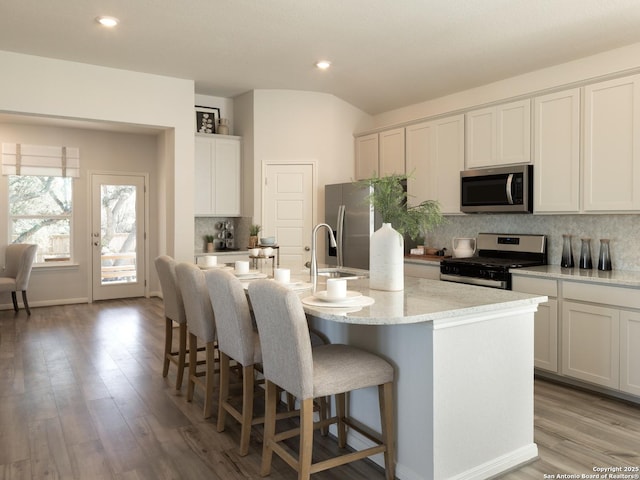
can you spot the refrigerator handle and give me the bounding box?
[337,205,345,267]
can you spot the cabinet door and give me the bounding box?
[620,310,640,396]
[584,74,640,211]
[213,138,241,216]
[379,128,405,176]
[355,133,379,180]
[194,136,214,215]
[404,261,440,280]
[534,89,581,213]
[496,99,531,166]
[465,107,494,168]
[533,299,558,372]
[406,115,464,214]
[561,301,620,388]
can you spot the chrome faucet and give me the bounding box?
[310,223,337,292]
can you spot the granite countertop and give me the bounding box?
[298,275,546,326]
[512,265,640,288]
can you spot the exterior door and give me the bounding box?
[91,173,146,301]
[263,164,314,271]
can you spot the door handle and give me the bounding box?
[304,246,310,251]
[93,241,99,246]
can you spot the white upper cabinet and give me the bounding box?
[355,133,379,180]
[584,74,640,211]
[355,128,405,180]
[466,99,531,168]
[379,128,405,177]
[194,135,242,216]
[533,88,581,213]
[406,114,464,214]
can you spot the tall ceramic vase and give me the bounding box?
[369,223,404,291]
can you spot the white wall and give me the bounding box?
[237,89,371,227]
[0,50,196,265]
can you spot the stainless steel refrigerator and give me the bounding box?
[324,182,381,269]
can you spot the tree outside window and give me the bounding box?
[8,175,73,263]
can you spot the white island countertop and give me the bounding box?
[300,275,547,325]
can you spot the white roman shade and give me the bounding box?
[2,143,80,177]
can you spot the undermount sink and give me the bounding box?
[317,267,368,279]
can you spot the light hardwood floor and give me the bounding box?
[0,298,638,479]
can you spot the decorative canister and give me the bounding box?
[369,223,404,291]
[579,237,592,269]
[217,118,229,135]
[560,234,574,268]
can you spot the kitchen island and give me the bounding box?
[302,275,547,480]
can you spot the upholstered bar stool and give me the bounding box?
[205,268,263,456]
[154,255,189,390]
[0,244,37,315]
[248,280,396,480]
[175,262,217,418]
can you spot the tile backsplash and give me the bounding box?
[423,214,640,272]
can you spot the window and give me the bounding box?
[8,175,73,263]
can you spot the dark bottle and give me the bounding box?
[560,234,574,268]
[579,237,592,269]
[597,239,612,271]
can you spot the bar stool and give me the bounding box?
[205,268,262,455]
[248,280,396,480]
[154,255,188,390]
[175,262,217,418]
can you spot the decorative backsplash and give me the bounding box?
[423,214,640,272]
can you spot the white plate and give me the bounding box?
[314,290,362,303]
[199,265,233,271]
[234,271,268,279]
[277,281,313,291]
[301,295,375,308]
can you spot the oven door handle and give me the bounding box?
[440,273,508,289]
[506,174,514,204]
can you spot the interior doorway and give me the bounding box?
[90,173,147,301]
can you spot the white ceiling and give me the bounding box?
[2,0,640,115]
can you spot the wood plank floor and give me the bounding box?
[1,298,638,479]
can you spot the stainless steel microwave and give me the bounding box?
[460,165,533,213]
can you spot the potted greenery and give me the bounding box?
[205,234,215,252]
[359,173,444,291]
[249,224,261,248]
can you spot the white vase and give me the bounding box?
[369,223,404,291]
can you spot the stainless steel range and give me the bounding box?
[440,233,547,290]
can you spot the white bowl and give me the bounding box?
[260,236,276,246]
[262,247,274,257]
[249,248,261,257]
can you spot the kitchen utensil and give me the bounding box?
[452,238,476,258]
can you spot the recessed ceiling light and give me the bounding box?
[96,16,119,27]
[316,61,331,70]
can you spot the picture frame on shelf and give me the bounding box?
[195,105,220,134]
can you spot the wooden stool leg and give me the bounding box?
[379,382,396,480]
[299,398,314,480]
[163,318,172,378]
[186,334,197,402]
[204,342,216,418]
[239,365,254,456]
[336,392,347,448]
[217,353,230,432]
[175,323,187,390]
[260,381,277,476]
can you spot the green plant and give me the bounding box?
[358,173,445,241]
[249,224,261,236]
[205,234,214,243]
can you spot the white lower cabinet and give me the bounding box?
[561,301,620,389]
[404,261,440,280]
[620,310,640,396]
[512,276,558,372]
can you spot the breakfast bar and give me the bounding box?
[302,275,547,480]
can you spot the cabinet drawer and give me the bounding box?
[512,276,557,297]
[563,281,640,310]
